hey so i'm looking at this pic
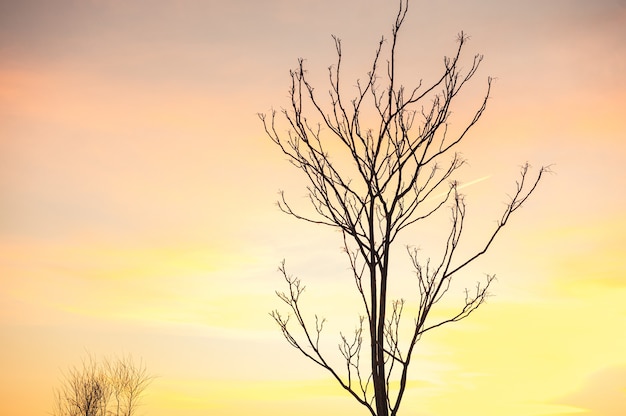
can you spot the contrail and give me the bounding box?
[457,175,491,191]
[432,175,491,199]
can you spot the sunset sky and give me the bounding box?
[1,0,625,415]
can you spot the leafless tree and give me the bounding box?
[52,354,152,416]
[259,1,547,415]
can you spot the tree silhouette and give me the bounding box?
[259,1,547,415]
[52,354,152,416]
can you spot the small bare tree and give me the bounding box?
[259,1,547,415]
[52,354,152,416]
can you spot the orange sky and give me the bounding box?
[1,1,625,415]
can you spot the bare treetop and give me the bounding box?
[52,354,152,416]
